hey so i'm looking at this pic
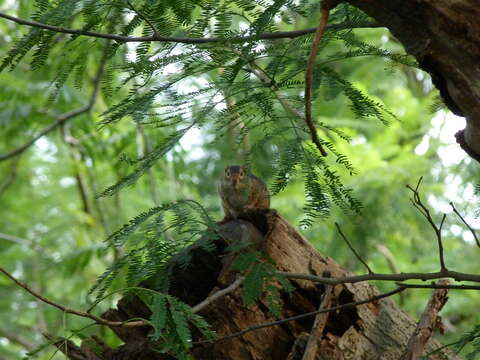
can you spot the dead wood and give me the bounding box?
[401,279,451,360]
[72,210,459,359]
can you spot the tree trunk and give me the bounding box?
[344,0,480,162]
[68,211,459,359]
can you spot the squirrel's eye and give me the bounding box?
[226,171,231,177]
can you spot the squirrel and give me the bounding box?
[218,165,270,219]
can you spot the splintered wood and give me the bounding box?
[400,279,451,360]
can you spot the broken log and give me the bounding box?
[69,210,458,359]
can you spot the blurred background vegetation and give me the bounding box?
[0,0,479,358]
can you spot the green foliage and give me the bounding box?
[148,293,215,359]
[89,200,217,301]
[25,338,60,357]
[232,251,294,317]
[451,325,480,360]
[97,128,190,197]
[0,0,412,222]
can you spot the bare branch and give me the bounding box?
[241,55,327,152]
[0,266,150,328]
[406,178,448,271]
[376,243,406,305]
[0,12,380,44]
[450,201,480,248]
[277,269,480,285]
[395,282,480,290]
[0,231,30,246]
[0,155,20,196]
[302,273,334,360]
[243,63,304,119]
[195,286,406,345]
[0,41,109,162]
[191,276,245,313]
[0,266,246,330]
[400,280,450,360]
[335,222,373,274]
[0,328,34,351]
[304,6,330,157]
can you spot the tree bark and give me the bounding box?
[344,0,480,162]
[400,279,450,360]
[64,211,459,359]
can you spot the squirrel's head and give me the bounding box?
[224,165,247,190]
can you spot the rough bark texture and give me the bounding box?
[63,211,459,359]
[301,279,333,360]
[344,0,480,162]
[400,280,450,360]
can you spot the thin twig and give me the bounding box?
[400,280,450,360]
[302,274,334,360]
[304,6,330,157]
[0,329,35,351]
[243,63,304,119]
[0,108,87,161]
[0,12,379,44]
[335,222,374,274]
[191,276,244,313]
[242,55,330,158]
[126,0,159,36]
[277,269,480,285]
[376,243,405,305]
[450,201,480,248]
[194,286,406,345]
[395,282,480,290]
[406,177,448,271]
[0,266,149,328]
[0,155,20,195]
[0,266,245,329]
[0,232,31,246]
[0,41,109,162]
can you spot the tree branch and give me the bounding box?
[278,269,480,285]
[376,243,406,305]
[0,155,20,196]
[0,231,30,246]
[195,286,406,345]
[395,282,480,290]
[0,41,108,162]
[0,328,34,351]
[0,266,150,328]
[304,6,330,157]
[0,11,380,43]
[0,266,245,330]
[335,222,373,274]
[406,177,448,271]
[450,201,480,248]
[61,123,93,215]
[302,273,334,360]
[191,276,245,313]
[241,56,323,152]
[400,280,450,360]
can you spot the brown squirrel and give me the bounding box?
[218,165,270,219]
